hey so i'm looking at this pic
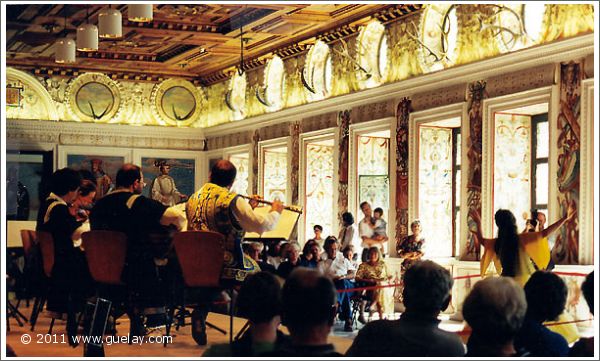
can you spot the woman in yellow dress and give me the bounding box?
[355,246,393,323]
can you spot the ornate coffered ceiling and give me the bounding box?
[5,3,422,85]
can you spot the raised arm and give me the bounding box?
[541,204,576,239]
[469,208,494,247]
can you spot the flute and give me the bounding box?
[239,194,303,214]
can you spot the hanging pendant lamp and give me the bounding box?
[99,4,122,39]
[77,6,98,51]
[128,4,153,22]
[55,7,75,63]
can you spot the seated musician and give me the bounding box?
[89,164,186,337]
[186,159,283,344]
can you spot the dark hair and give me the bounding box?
[402,260,453,314]
[116,164,141,188]
[78,169,95,183]
[342,212,354,225]
[236,272,282,324]
[50,168,81,196]
[302,239,317,256]
[323,236,338,252]
[79,179,97,197]
[210,159,237,187]
[313,225,323,232]
[582,271,594,315]
[367,246,381,259]
[494,209,519,277]
[374,207,383,215]
[359,201,370,210]
[281,268,337,334]
[524,271,567,322]
[342,245,354,258]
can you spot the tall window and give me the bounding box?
[418,126,453,257]
[356,132,390,234]
[531,113,549,218]
[304,139,335,238]
[228,152,249,195]
[262,146,287,202]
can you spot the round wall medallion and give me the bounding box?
[303,40,332,101]
[418,4,459,73]
[66,73,121,123]
[151,78,203,126]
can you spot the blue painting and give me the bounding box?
[7,154,45,221]
[141,157,195,205]
[66,154,125,200]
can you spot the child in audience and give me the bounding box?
[372,208,388,255]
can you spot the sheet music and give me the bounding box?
[244,206,301,239]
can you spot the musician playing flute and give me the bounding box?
[186,159,284,344]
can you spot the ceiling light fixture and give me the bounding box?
[99,4,122,39]
[55,6,76,63]
[128,4,153,23]
[77,6,98,51]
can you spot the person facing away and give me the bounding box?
[514,271,570,357]
[263,268,343,356]
[570,271,594,357]
[203,272,291,356]
[89,164,186,336]
[186,159,283,283]
[347,260,465,357]
[338,211,361,257]
[462,277,528,357]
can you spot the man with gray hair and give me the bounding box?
[463,277,528,356]
[347,260,465,356]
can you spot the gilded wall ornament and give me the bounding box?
[413,4,459,72]
[355,21,389,89]
[225,71,247,121]
[256,55,285,111]
[66,73,122,123]
[302,40,333,101]
[151,78,203,126]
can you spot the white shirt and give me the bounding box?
[339,224,362,256]
[231,197,281,234]
[359,217,375,248]
[319,251,356,279]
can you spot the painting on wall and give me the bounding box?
[6,152,51,221]
[66,154,125,201]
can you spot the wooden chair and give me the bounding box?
[32,231,56,333]
[172,231,227,343]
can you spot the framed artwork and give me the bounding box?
[58,146,131,200]
[359,175,389,210]
[133,149,202,206]
[6,151,53,221]
[151,78,203,126]
[66,73,122,123]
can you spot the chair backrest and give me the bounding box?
[82,230,128,285]
[36,231,54,278]
[21,229,37,257]
[172,231,225,288]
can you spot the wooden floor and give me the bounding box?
[6,304,354,357]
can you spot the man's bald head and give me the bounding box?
[210,159,237,188]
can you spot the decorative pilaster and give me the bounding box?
[394,98,411,252]
[290,121,302,205]
[337,110,351,221]
[462,81,487,261]
[251,129,260,195]
[552,61,582,264]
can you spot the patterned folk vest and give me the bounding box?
[186,183,258,282]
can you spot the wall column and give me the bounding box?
[251,129,260,195]
[337,110,351,222]
[394,98,411,253]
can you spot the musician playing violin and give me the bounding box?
[186,159,283,344]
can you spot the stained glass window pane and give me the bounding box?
[263,147,287,202]
[455,171,461,211]
[455,132,462,166]
[536,121,549,158]
[305,140,335,239]
[494,113,531,232]
[418,127,453,258]
[535,162,548,206]
[229,153,249,195]
[357,135,389,240]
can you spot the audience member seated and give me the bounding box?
[319,236,356,332]
[347,260,464,357]
[354,246,392,323]
[263,268,342,356]
[36,168,92,344]
[277,243,301,279]
[463,277,527,357]
[514,271,569,357]
[246,241,277,275]
[342,244,358,269]
[203,272,290,356]
[68,180,97,222]
[298,240,320,269]
[570,271,594,357]
[267,241,288,269]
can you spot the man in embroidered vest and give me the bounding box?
[186,159,283,343]
[89,164,186,336]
